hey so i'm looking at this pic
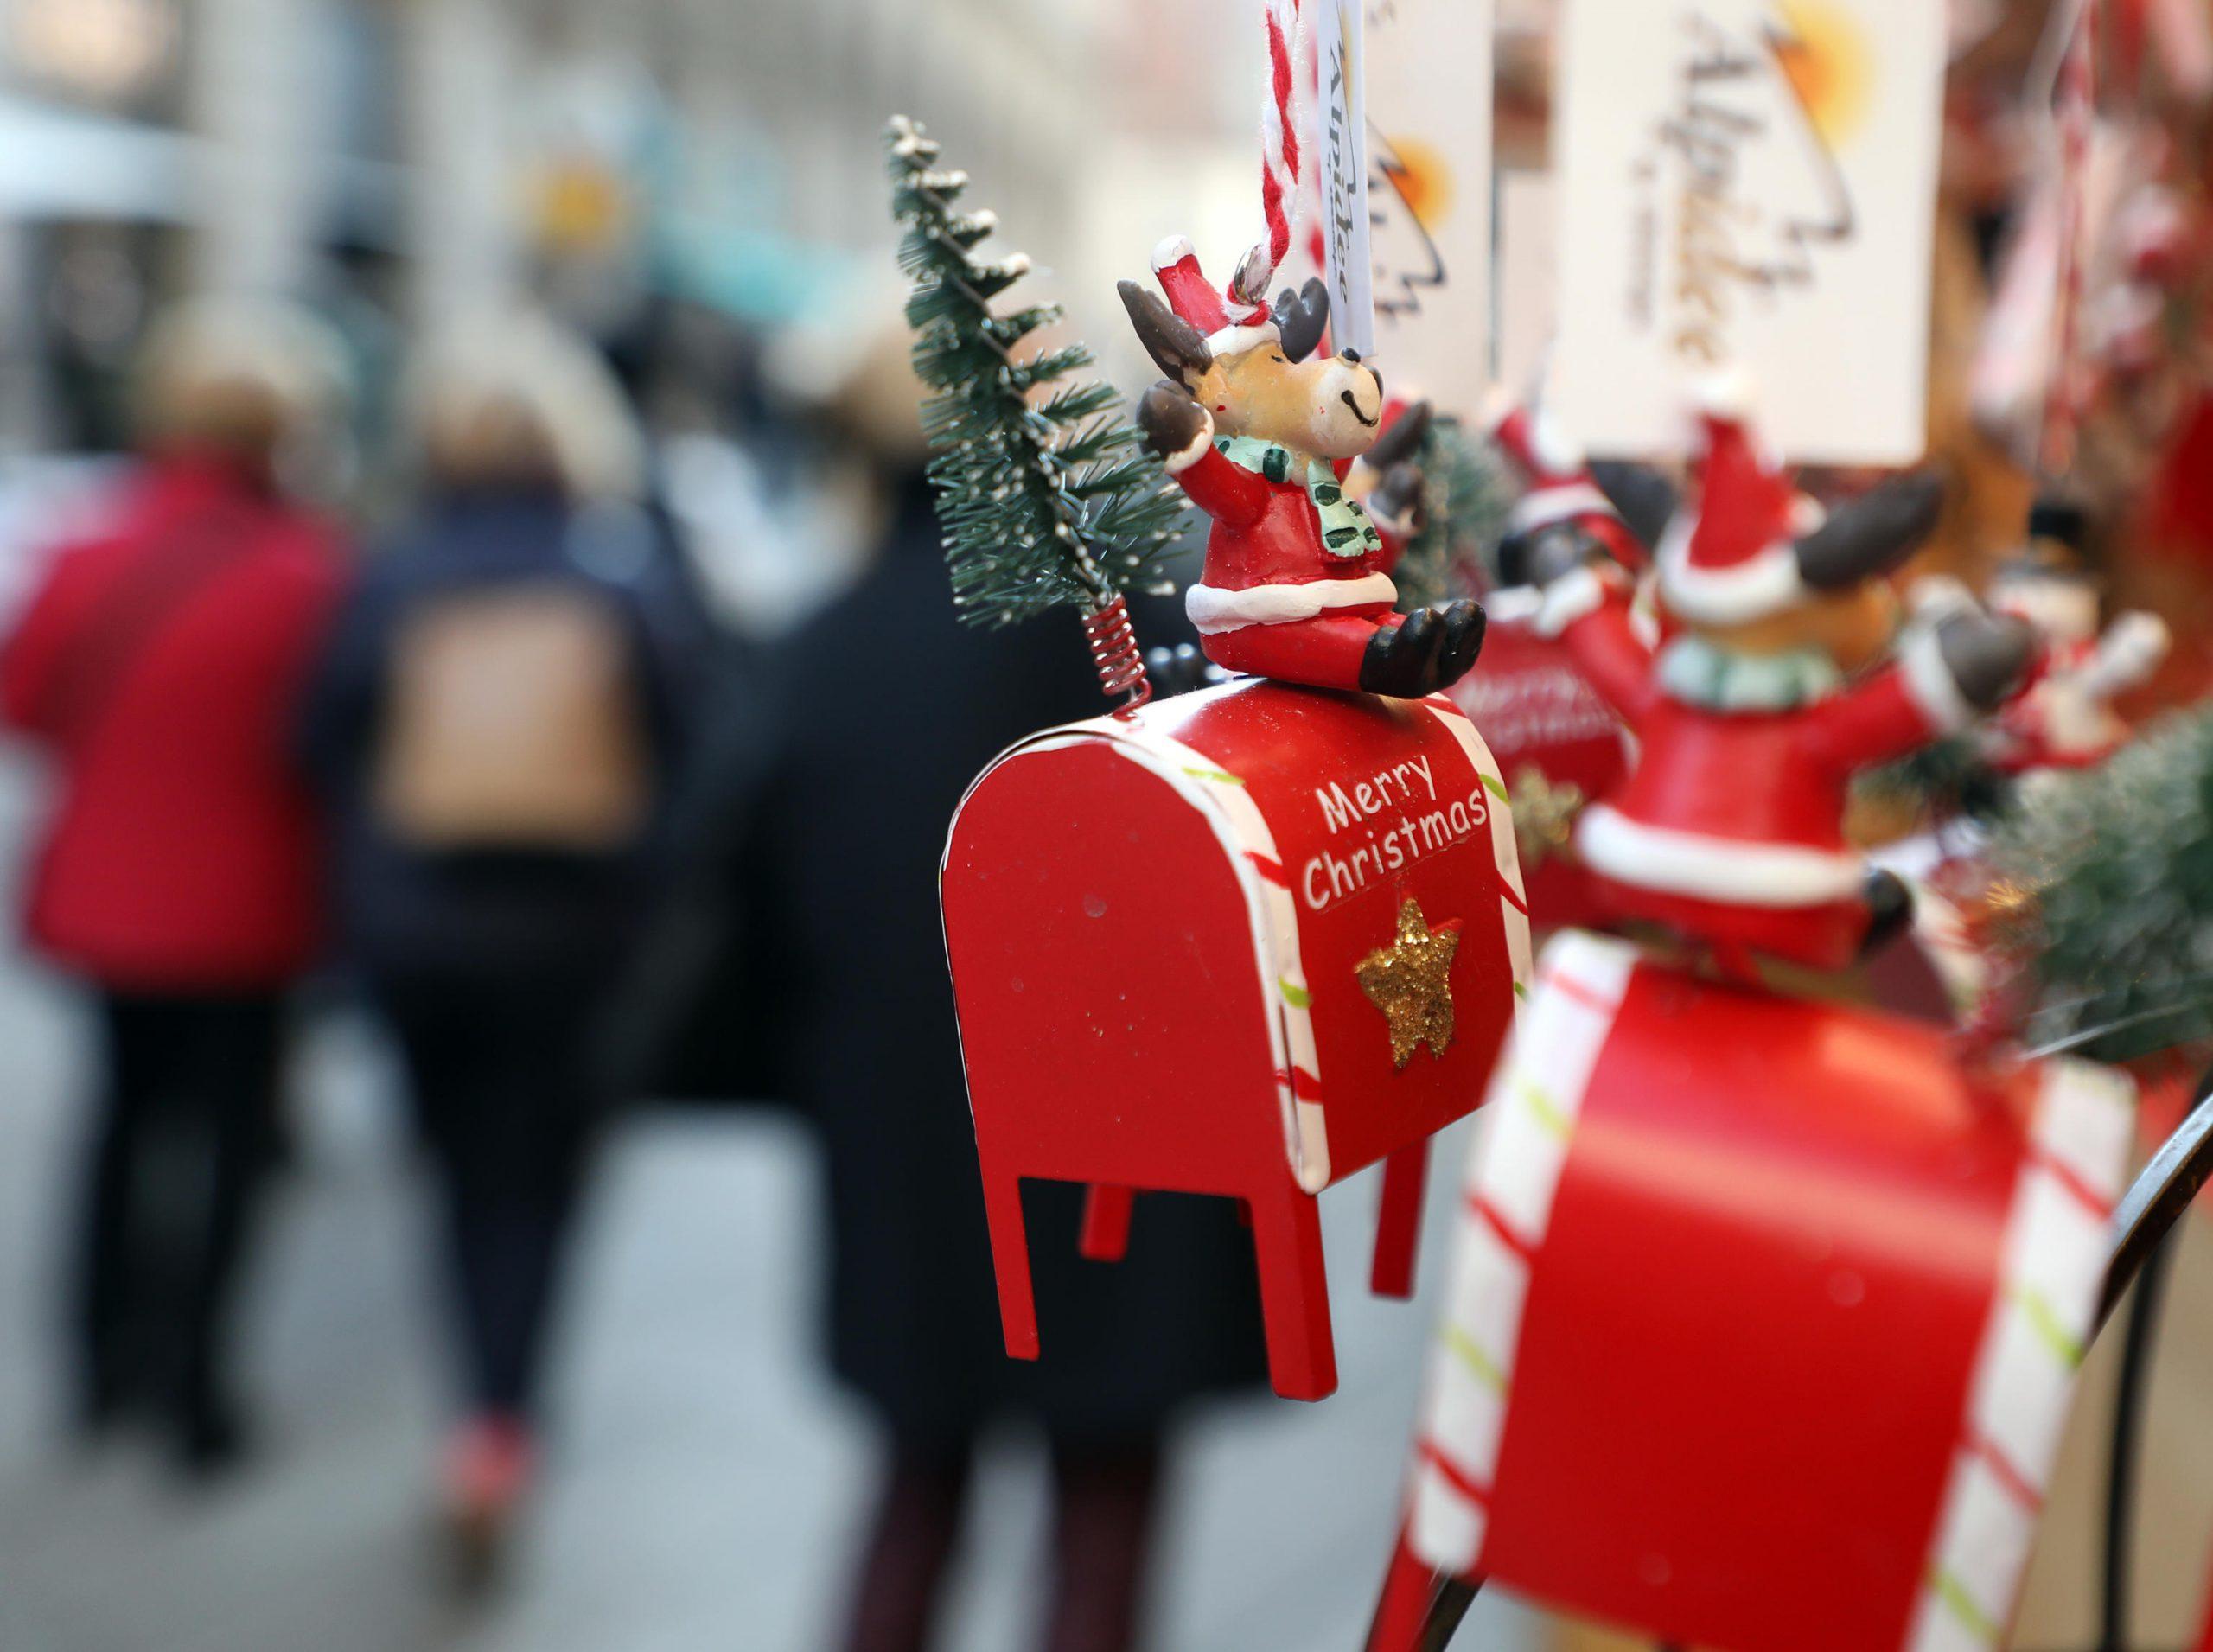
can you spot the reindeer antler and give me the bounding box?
[1119,281,1215,381]
[1794,471,1945,590]
[1274,278,1333,364]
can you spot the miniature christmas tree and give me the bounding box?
[886,116,1184,698]
[1985,705,2213,1062]
[1390,414,1512,612]
[1855,734,2016,834]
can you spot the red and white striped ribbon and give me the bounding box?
[1246,0,1309,306]
[2042,0,2097,475]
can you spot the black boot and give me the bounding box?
[1860,869,1916,957]
[1434,601,1488,686]
[1358,609,1447,698]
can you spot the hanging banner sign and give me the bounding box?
[1550,0,1947,463]
[1495,168,1553,404]
[1361,0,1495,410]
[1313,0,1376,360]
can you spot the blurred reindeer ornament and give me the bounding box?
[1982,496,2170,777]
[1362,389,2160,1652]
[1518,384,2041,975]
[1444,394,1661,933]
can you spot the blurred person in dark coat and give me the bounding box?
[0,299,352,1473]
[732,316,1265,1652]
[298,312,705,1575]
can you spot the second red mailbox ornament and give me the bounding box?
[943,680,1532,1401]
[1374,931,2136,1652]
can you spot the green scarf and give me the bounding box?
[1655,635,1843,712]
[1215,435,1384,560]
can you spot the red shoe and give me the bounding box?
[439,1413,535,1593]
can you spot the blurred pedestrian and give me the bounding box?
[298,311,703,1578]
[729,316,1265,1652]
[0,298,353,1474]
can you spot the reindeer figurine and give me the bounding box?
[1120,238,1486,698]
[1981,495,2171,777]
[1519,383,2039,976]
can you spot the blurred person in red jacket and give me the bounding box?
[0,298,351,1473]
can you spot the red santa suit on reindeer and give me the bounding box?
[1529,398,2036,973]
[1488,398,1651,578]
[1980,515,2171,774]
[1448,398,1657,930]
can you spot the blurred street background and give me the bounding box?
[0,6,1546,1648]
[0,1,2210,1649]
[0,881,1515,1652]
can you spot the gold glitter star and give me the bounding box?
[1355,898,1463,1068]
[1509,766,1585,870]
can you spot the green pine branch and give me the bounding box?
[1857,735,2018,830]
[1391,415,1514,612]
[886,115,1186,630]
[1985,704,2213,1063]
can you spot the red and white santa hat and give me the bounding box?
[1483,390,1644,569]
[1151,236,1279,358]
[1655,374,1819,626]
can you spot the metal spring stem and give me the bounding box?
[1082,596,1151,711]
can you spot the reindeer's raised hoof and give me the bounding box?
[1436,600,1488,686]
[1360,609,1446,698]
[1859,869,1916,958]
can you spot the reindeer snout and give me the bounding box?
[1335,358,1384,428]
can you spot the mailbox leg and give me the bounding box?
[1367,1523,1482,1652]
[1372,1140,1430,1299]
[979,1163,1041,1360]
[1078,1184,1136,1262]
[1251,1185,1338,1400]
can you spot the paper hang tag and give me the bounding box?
[1363,0,1496,411]
[1313,0,1376,361]
[1549,0,1947,463]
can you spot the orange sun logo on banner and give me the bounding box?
[1771,0,1875,147]
[1377,135,1454,232]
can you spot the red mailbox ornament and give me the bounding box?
[1446,592,1634,933]
[1380,930,2136,1652]
[941,680,1533,1400]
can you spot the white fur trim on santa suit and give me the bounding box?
[1655,511,1807,627]
[1689,363,1760,422]
[1151,234,1197,272]
[1529,412,1584,479]
[1992,574,2100,642]
[1162,416,1215,475]
[2079,610,2171,698]
[1910,572,1978,619]
[1530,565,1610,638]
[1185,573,1400,635]
[1578,804,1867,906]
[1897,618,1979,733]
[1506,482,1618,539]
[1203,320,1281,359]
